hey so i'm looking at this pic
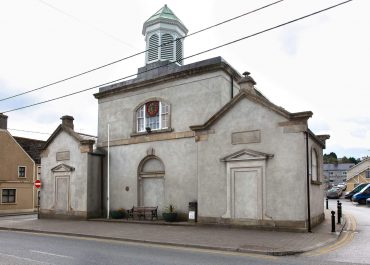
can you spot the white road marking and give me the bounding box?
[30,250,74,259]
[0,252,54,264]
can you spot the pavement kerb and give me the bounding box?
[0,225,307,256]
[0,213,349,257]
[297,213,348,255]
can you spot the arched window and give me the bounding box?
[148,34,159,62]
[161,33,174,60]
[136,100,170,133]
[311,149,319,182]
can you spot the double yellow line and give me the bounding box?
[305,214,357,256]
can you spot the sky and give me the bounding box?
[0,0,369,158]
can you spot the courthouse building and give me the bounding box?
[91,5,329,230]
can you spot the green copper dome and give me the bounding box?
[142,4,188,35]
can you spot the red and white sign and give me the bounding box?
[35,180,41,189]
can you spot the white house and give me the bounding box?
[92,5,329,230]
[40,116,104,219]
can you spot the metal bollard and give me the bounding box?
[37,193,40,220]
[331,211,336,232]
[338,202,342,224]
[326,198,329,209]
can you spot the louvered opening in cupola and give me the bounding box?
[176,38,183,65]
[160,33,174,61]
[148,34,159,62]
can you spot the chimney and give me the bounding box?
[238,71,256,94]
[0,113,8,130]
[61,115,74,130]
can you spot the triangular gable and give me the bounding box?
[190,90,313,132]
[1,130,36,165]
[51,163,75,172]
[42,125,84,151]
[220,149,274,162]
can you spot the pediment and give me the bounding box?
[220,149,274,162]
[51,163,75,172]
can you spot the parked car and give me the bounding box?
[333,186,343,196]
[344,183,368,200]
[367,198,370,207]
[352,184,370,204]
[337,183,347,191]
[326,187,342,199]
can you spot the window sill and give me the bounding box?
[130,128,173,137]
[1,203,16,205]
[311,180,322,185]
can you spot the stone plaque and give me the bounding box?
[56,151,70,161]
[232,130,261,145]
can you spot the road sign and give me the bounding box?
[35,180,41,189]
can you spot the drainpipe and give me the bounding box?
[305,131,312,232]
[230,74,233,99]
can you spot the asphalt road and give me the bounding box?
[298,198,370,264]
[0,228,364,265]
[0,200,368,265]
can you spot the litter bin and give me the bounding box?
[188,201,198,222]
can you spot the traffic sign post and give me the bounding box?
[35,180,41,219]
[35,180,41,189]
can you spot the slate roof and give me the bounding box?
[14,136,45,164]
[41,125,96,151]
[95,57,241,98]
[323,163,355,171]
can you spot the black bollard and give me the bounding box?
[37,193,40,219]
[326,198,329,209]
[338,202,342,223]
[337,201,342,224]
[331,211,336,232]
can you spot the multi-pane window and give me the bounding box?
[2,189,16,203]
[136,101,169,133]
[18,166,26,178]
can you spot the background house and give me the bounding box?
[0,113,44,214]
[93,5,329,230]
[346,158,370,191]
[323,163,354,187]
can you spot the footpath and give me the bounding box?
[0,210,346,256]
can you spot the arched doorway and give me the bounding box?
[138,156,165,213]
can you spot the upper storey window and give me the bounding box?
[136,101,170,133]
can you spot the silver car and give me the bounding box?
[326,187,342,199]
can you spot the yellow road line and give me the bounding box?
[304,214,357,257]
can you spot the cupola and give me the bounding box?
[142,5,188,66]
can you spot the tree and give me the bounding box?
[323,152,338,164]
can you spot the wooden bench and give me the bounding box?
[127,206,158,220]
